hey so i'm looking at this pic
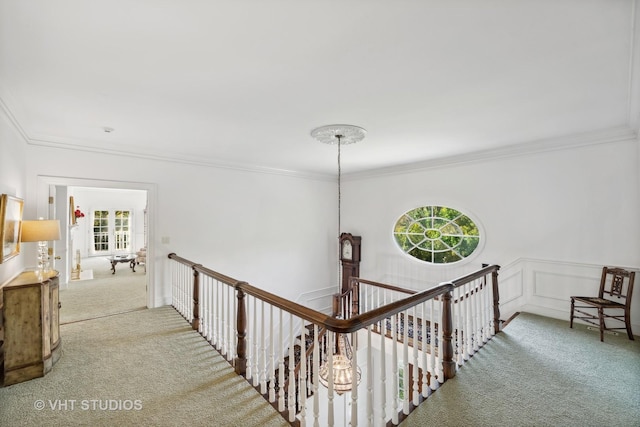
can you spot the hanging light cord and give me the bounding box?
[337,134,342,293]
[337,134,342,236]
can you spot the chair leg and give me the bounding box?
[569,298,575,329]
[598,307,604,342]
[625,311,634,340]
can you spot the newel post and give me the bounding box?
[442,289,456,379]
[332,294,341,317]
[351,279,360,316]
[492,269,501,333]
[235,284,247,376]
[192,265,201,331]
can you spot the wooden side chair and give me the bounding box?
[570,266,635,342]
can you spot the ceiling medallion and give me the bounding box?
[310,124,366,145]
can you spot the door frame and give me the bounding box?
[33,175,157,309]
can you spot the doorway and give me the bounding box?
[35,176,157,312]
[61,186,149,323]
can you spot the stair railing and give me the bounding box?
[168,253,500,426]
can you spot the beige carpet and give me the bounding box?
[401,312,640,427]
[60,256,147,324]
[0,306,289,427]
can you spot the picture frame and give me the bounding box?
[70,196,76,225]
[0,194,24,263]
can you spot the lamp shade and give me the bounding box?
[21,220,61,242]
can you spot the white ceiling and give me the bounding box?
[1,1,638,178]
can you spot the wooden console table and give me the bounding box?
[0,270,61,386]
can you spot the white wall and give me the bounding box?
[11,107,640,333]
[0,106,26,285]
[24,145,339,307]
[343,138,640,330]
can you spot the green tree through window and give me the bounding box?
[393,206,480,264]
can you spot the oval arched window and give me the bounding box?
[393,206,480,264]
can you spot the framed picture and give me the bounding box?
[0,194,24,263]
[70,196,76,225]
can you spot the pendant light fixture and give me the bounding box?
[310,124,366,395]
[310,124,366,281]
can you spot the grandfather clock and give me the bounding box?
[339,233,361,293]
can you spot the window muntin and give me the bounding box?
[114,210,131,251]
[93,210,109,252]
[393,206,480,264]
[92,209,132,254]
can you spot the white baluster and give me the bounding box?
[213,280,219,350]
[454,286,463,366]
[209,279,214,346]
[299,319,307,424]
[402,311,409,415]
[480,278,487,345]
[288,313,295,422]
[412,306,420,407]
[351,331,358,427]
[473,279,480,353]
[220,281,226,357]
[204,277,210,341]
[201,277,207,337]
[278,308,285,412]
[269,304,276,402]
[198,277,204,334]
[379,317,387,426]
[487,276,496,337]
[391,313,398,424]
[232,286,238,365]
[251,298,260,387]
[261,300,267,394]
[327,331,334,427]
[244,296,251,381]
[175,263,180,314]
[179,264,184,317]
[436,298,444,385]
[367,324,373,426]
[182,265,186,316]
[465,282,472,360]
[232,285,237,363]
[313,324,320,427]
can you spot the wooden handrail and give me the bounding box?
[351,277,417,295]
[168,252,500,383]
[168,252,501,423]
[167,252,199,268]
[168,253,500,334]
[194,264,243,287]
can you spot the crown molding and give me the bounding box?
[344,125,638,181]
[0,94,30,144]
[25,137,335,182]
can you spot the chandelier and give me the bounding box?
[311,124,366,394]
[318,332,362,395]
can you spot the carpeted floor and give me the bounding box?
[401,312,640,427]
[0,306,289,427]
[60,256,147,324]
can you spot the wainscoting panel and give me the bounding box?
[497,266,525,320]
[518,259,640,334]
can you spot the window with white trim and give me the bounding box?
[393,206,480,264]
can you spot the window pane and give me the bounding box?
[394,205,481,264]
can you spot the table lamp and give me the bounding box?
[21,218,61,276]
